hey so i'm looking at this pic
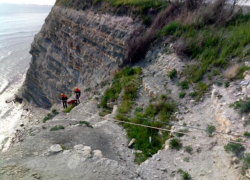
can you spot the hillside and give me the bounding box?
[2,0,250,179]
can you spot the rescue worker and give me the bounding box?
[75,87,81,104]
[61,93,68,109]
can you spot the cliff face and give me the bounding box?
[21,6,142,108]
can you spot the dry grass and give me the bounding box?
[223,64,239,80]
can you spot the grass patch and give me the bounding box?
[159,8,250,83]
[97,0,167,10]
[179,92,186,99]
[79,121,93,128]
[206,125,216,136]
[100,67,141,114]
[169,138,182,150]
[177,169,191,180]
[180,80,189,90]
[117,96,176,164]
[224,141,245,157]
[236,65,250,79]
[184,145,193,154]
[64,104,76,113]
[242,153,250,175]
[195,82,209,101]
[244,131,250,138]
[230,98,250,114]
[42,109,59,123]
[167,69,177,80]
[50,125,65,131]
[182,171,191,180]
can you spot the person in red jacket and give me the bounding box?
[61,93,68,109]
[75,87,81,104]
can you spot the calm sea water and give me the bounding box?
[0,4,52,150]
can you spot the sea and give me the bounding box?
[0,4,52,150]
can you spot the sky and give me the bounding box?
[0,0,56,5]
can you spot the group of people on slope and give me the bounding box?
[61,87,81,108]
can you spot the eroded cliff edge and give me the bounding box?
[21,5,142,108]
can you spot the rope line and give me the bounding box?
[81,108,250,147]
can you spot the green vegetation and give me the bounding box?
[100,67,141,114]
[206,125,216,136]
[230,98,250,114]
[236,65,250,79]
[244,131,250,138]
[169,138,182,150]
[182,171,191,180]
[183,157,190,162]
[50,125,65,131]
[242,153,250,175]
[64,104,76,113]
[79,121,93,128]
[95,0,167,10]
[184,145,193,154]
[57,0,167,14]
[180,80,189,90]
[177,169,191,180]
[176,128,189,137]
[167,69,177,80]
[189,91,198,98]
[159,6,250,82]
[195,82,209,101]
[60,145,68,150]
[43,109,59,123]
[117,95,176,164]
[179,92,186,99]
[225,81,230,88]
[224,141,245,156]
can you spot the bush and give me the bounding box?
[244,131,250,138]
[182,171,191,180]
[178,169,191,180]
[180,80,189,90]
[224,141,245,156]
[179,92,186,99]
[79,121,93,128]
[231,98,250,114]
[225,81,230,88]
[50,125,65,131]
[189,91,198,98]
[206,125,216,136]
[169,138,182,150]
[168,69,177,80]
[184,146,193,154]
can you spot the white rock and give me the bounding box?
[128,138,136,147]
[93,150,103,158]
[112,105,118,115]
[74,144,85,151]
[50,144,63,153]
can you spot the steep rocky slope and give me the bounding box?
[3,1,250,180]
[21,5,142,108]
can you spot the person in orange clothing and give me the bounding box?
[61,93,68,108]
[75,87,81,104]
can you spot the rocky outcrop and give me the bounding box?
[21,5,141,108]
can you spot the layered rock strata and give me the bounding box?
[21,6,141,108]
